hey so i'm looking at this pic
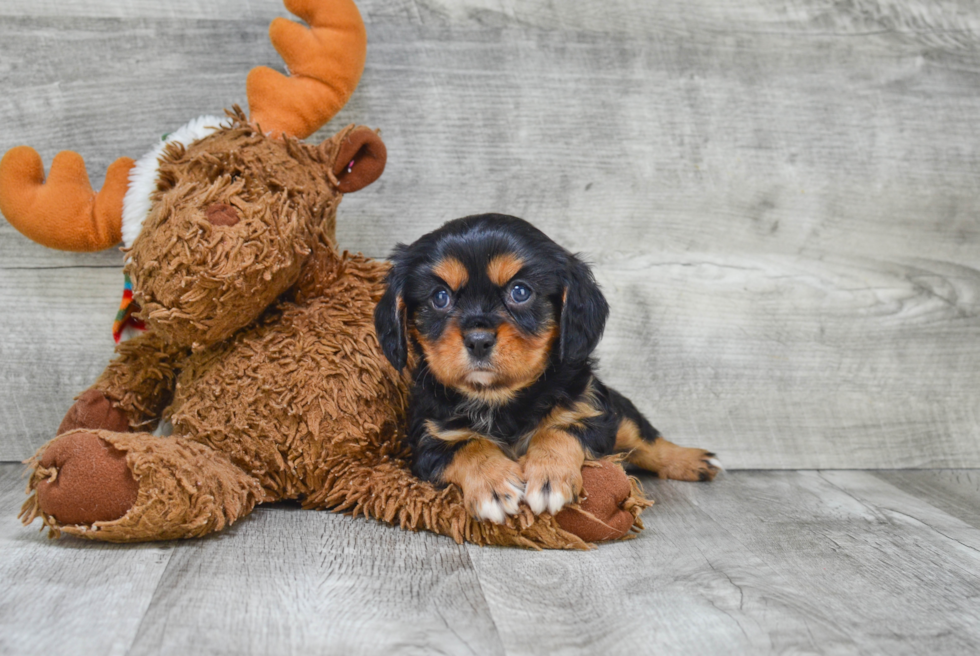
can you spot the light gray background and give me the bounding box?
[1,0,978,467]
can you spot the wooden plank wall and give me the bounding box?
[1,0,978,466]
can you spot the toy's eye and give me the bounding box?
[432,288,452,309]
[510,284,531,303]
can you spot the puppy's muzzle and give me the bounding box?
[463,330,496,360]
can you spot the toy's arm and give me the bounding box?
[59,332,186,434]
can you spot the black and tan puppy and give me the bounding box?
[374,214,721,523]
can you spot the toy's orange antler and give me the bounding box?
[0,147,134,252]
[248,0,367,139]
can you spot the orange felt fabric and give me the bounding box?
[0,146,133,252]
[248,0,367,139]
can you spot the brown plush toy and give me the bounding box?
[1,0,650,548]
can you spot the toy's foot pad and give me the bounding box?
[555,460,637,542]
[58,389,130,435]
[35,431,138,525]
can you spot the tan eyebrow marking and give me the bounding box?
[487,253,524,286]
[431,256,469,291]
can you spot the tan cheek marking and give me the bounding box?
[415,321,470,388]
[487,253,524,287]
[491,321,558,392]
[432,256,469,291]
[615,419,719,481]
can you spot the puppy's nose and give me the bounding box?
[206,203,240,227]
[464,330,496,359]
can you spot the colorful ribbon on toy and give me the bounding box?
[112,274,146,343]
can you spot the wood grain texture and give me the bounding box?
[126,504,504,656]
[874,469,980,530]
[468,470,980,655]
[2,0,979,465]
[3,252,977,468]
[0,268,120,459]
[592,252,980,468]
[0,464,177,656]
[7,463,980,654]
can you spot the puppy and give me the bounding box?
[374,214,720,523]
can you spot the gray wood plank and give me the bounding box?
[7,465,980,655]
[690,471,980,653]
[0,463,177,656]
[592,252,980,470]
[875,470,980,530]
[467,471,980,655]
[823,469,980,554]
[2,0,980,468]
[0,267,120,459]
[6,0,980,40]
[126,504,504,656]
[2,6,980,264]
[3,250,979,468]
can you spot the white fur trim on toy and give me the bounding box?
[121,115,231,248]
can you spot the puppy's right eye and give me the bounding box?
[432,288,452,309]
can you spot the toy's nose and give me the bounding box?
[206,203,240,227]
[464,330,496,360]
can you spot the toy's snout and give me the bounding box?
[205,203,240,227]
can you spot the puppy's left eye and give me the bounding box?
[432,288,452,309]
[510,284,532,304]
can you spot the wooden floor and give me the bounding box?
[2,464,979,655]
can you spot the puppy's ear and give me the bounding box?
[374,246,409,371]
[559,254,609,364]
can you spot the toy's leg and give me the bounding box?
[21,429,266,542]
[306,453,603,550]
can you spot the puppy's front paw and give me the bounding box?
[464,475,525,525]
[456,458,525,524]
[523,456,584,516]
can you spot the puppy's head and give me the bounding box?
[374,214,609,404]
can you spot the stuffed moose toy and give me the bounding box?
[0,0,650,548]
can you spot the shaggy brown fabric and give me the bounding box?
[125,115,341,349]
[93,331,186,430]
[21,113,650,548]
[22,429,264,542]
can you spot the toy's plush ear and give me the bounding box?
[331,126,386,193]
[559,254,609,364]
[374,245,409,370]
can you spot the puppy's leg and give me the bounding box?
[521,428,585,515]
[442,439,525,524]
[609,389,721,481]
